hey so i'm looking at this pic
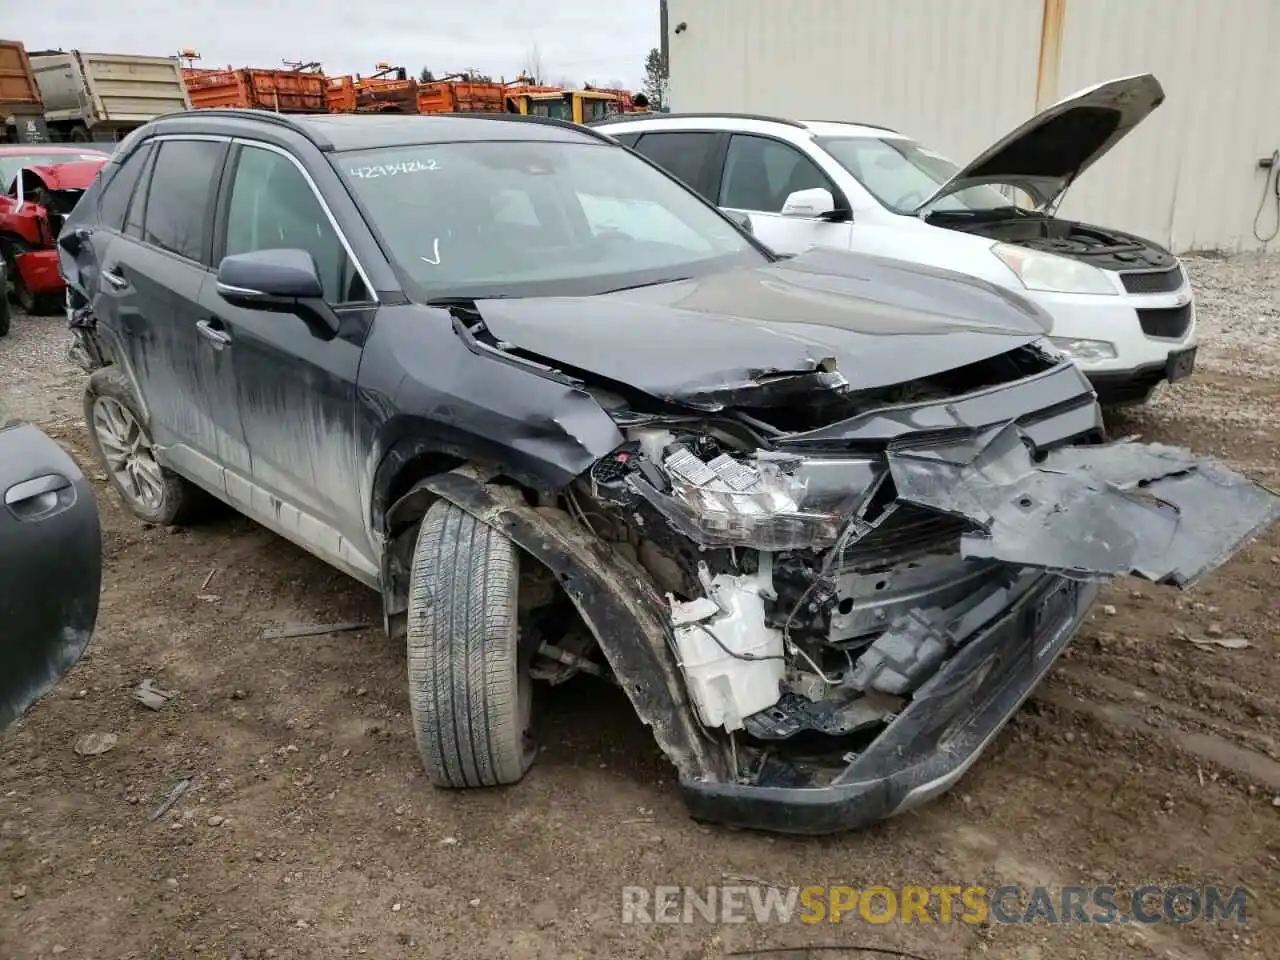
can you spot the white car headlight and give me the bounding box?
[1049,337,1118,361]
[992,243,1117,296]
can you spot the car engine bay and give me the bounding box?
[927,209,1179,273]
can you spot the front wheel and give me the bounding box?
[406,500,534,788]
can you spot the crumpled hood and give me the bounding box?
[915,73,1165,213]
[22,160,106,192]
[472,247,1053,408]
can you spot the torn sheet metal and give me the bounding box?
[886,424,1280,588]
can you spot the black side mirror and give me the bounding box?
[217,249,323,301]
[216,249,338,335]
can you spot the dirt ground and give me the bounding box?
[2,255,1278,960]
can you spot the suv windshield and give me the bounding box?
[334,139,762,298]
[816,137,1015,215]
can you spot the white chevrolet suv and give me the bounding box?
[595,74,1196,407]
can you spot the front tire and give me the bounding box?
[406,500,534,788]
[84,366,203,525]
[0,289,9,336]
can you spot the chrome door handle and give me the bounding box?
[195,319,232,348]
[101,268,128,289]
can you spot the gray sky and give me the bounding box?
[23,0,658,89]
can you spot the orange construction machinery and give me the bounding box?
[326,67,515,117]
[182,55,643,122]
[183,59,327,113]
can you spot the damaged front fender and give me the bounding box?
[887,423,1280,587]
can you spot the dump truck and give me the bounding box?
[510,87,619,124]
[417,78,507,114]
[0,40,49,142]
[29,50,192,142]
[325,75,356,113]
[184,65,327,113]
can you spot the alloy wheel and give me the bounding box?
[91,396,166,512]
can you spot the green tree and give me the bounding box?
[418,66,435,83]
[642,47,667,111]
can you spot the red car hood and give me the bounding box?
[24,160,106,191]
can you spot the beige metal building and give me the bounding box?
[663,0,1280,253]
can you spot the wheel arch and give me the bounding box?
[385,466,726,784]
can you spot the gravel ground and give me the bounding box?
[1,256,1278,960]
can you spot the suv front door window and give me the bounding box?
[205,143,377,583]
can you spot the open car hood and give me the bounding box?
[914,73,1165,214]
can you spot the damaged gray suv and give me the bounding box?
[59,110,1279,835]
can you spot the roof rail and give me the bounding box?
[150,107,330,145]
[588,111,806,128]
[444,111,617,143]
[149,108,616,149]
[806,119,899,134]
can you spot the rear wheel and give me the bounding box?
[0,290,9,336]
[406,500,535,788]
[84,366,203,525]
[68,125,92,143]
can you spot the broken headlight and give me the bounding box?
[624,438,881,551]
[1049,336,1117,361]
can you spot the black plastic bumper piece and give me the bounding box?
[679,575,1100,835]
[1087,362,1168,407]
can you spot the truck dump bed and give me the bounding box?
[32,51,192,127]
[417,80,507,114]
[185,67,327,113]
[0,39,46,141]
[326,75,355,113]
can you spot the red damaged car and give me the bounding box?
[0,145,110,333]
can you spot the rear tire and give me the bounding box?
[0,291,9,336]
[68,125,92,143]
[406,499,534,788]
[84,366,204,525]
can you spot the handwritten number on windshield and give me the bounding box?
[349,158,439,179]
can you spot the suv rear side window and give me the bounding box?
[632,132,718,200]
[142,140,225,262]
[98,144,152,232]
[719,134,832,213]
[124,147,157,239]
[223,145,369,303]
